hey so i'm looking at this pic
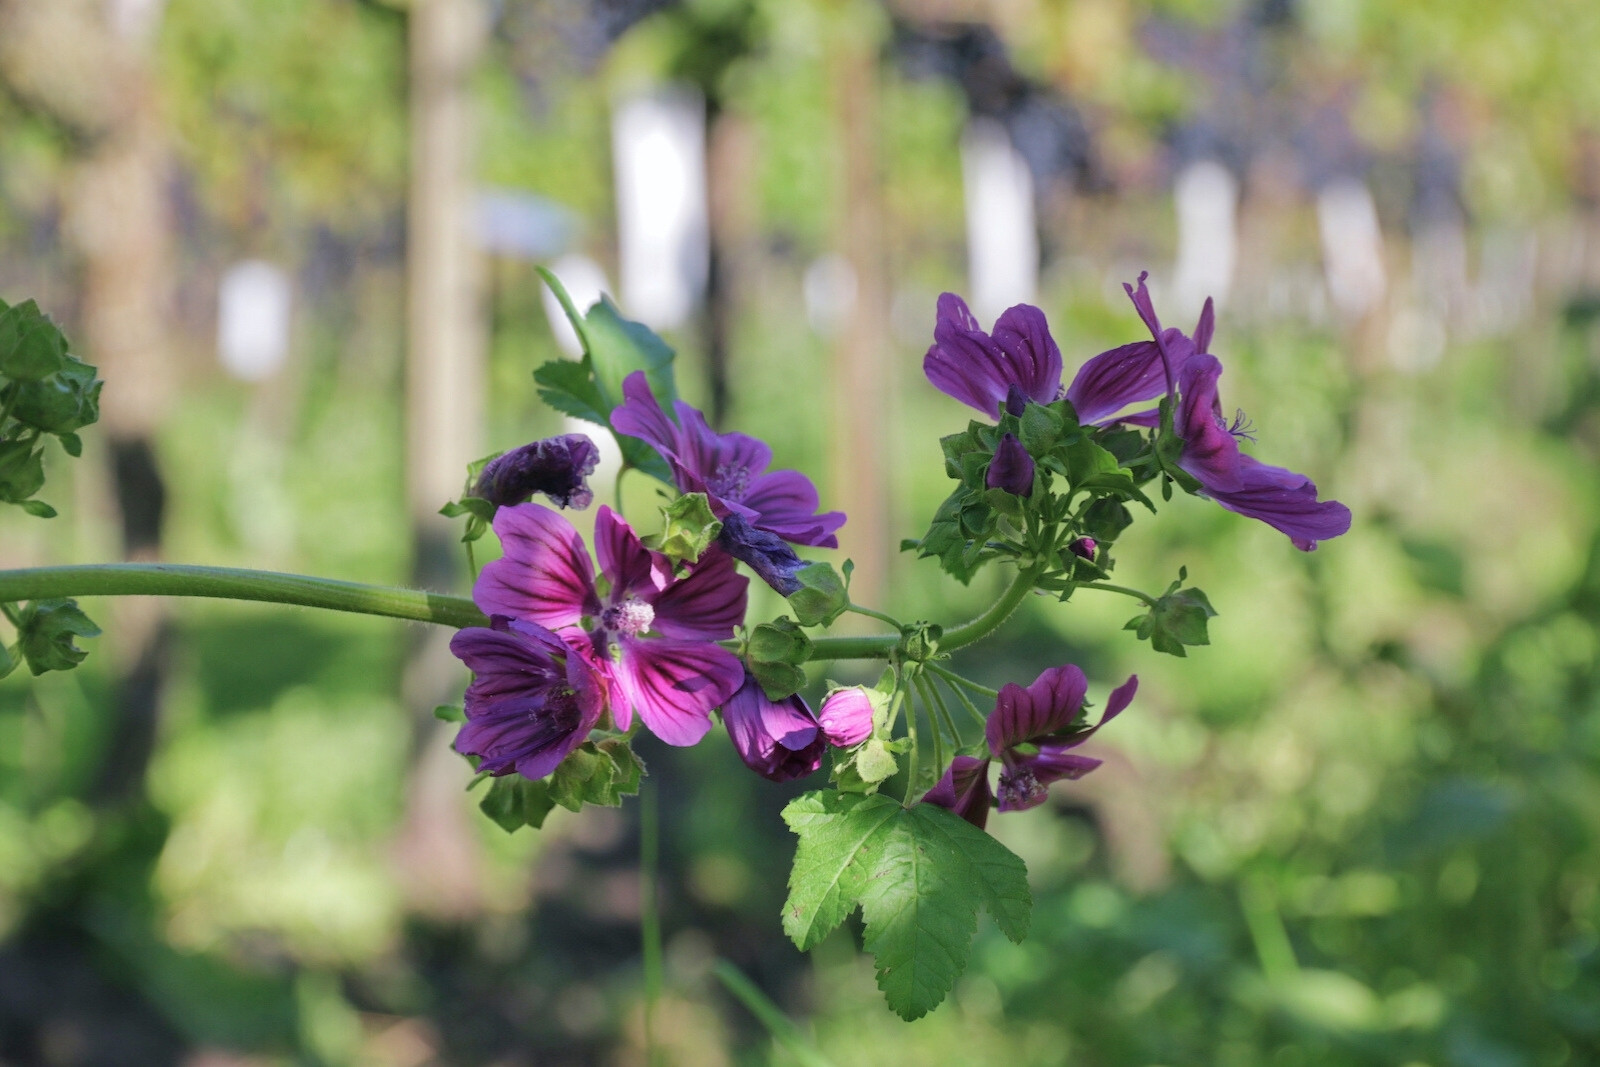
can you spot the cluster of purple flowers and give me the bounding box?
[924,275,1351,549]
[447,273,1348,827]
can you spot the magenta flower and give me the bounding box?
[924,666,1137,828]
[922,288,1196,425]
[611,371,845,549]
[722,678,879,782]
[721,673,827,782]
[474,433,600,510]
[449,616,608,780]
[474,502,747,746]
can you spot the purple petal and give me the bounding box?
[1203,454,1352,551]
[741,469,846,548]
[985,432,1035,496]
[648,547,748,640]
[715,514,807,595]
[1194,296,1215,354]
[449,620,605,780]
[986,664,1089,754]
[922,754,993,830]
[817,687,875,747]
[1064,329,1194,425]
[610,371,683,466]
[672,401,772,486]
[923,293,1014,417]
[991,303,1064,405]
[474,504,599,628]
[1121,271,1181,396]
[614,637,744,746]
[474,434,600,510]
[721,673,824,782]
[594,505,671,599]
[1102,675,1138,725]
[1175,355,1245,492]
[1018,747,1103,792]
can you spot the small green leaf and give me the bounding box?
[1124,581,1218,658]
[751,659,808,701]
[56,432,82,458]
[533,358,610,425]
[788,562,848,627]
[478,775,556,832]
[0,642,17,681]
[433,704,466,723]
[18,499,56,518]
[0,300,68,382]
[781,791,1032,1020]
[17,598,101,675]
[1081,497,1133,543]
[0,441,45,504]
[648,492,722,567]
[749,617,811,665]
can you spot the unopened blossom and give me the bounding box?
[474,433,600,509]
[924,666,1137,828]
[449,616,608,780]
[722,673,826,782]
[985,432,1035,496]
[474,502,747,746]
[611,372,846,574]
[922,288,1197,425]
[816,686,876,747]
[1067,536,1097,560]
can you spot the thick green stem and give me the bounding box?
[0,564,487,629]
[939,565,1042,651]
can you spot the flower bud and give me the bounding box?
[1068,536,1097,560]
[817,686,876,747]
[722,673,824,782]
[985,432,1034,497]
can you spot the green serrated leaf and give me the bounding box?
[597,737,646,797]
[478,775,556,832]
[751,659,808,701]
[1018,403,1063,455]
[533,358,611,425]
[548,744,613,811]
[788,562,848,627]
[780,792,1031,1020]
[749,617,811,664]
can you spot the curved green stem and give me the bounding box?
[0,564,487,629]
[845,603,901,629]
[926,662,998,700]
[939,565,1042,651]
[1082,581,1158,607]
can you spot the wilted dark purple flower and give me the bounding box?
[716,513,807,596]
[923,665,1136,828]
[922,289,1197,425]
[721,672,826,782]
[474,502,747,746]
[611,372,845,550]
[816,686,875,747]
[449,616,608,781]
[474,433,600,509]
[1068,536,1097,560]
[985,432,1035,496]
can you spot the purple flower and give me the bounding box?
[1067,536,1097,560]
[449,616,608,780]
[922,287,1196,425]
[611,371,846,549]
[721,673,826,782]
[816,687,875,747]
[923,666,1136,828]
[1160,311,1352,551]
[985,432,1035,496]
[473,502,748,746]
[474,433,600,509]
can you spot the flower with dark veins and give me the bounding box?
[611,371,846,550]
[448,616,608,780]
[474,433,600,510]
[922,284,1198,425]
[924,665,1137,829]
[474,502,748,746]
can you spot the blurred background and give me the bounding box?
[0,0,1598,1063]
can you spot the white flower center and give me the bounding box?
[601,598,655,637]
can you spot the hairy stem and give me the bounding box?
[0,564,487,629]
[939,565,1042,652]
[1081,581,1159,607]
